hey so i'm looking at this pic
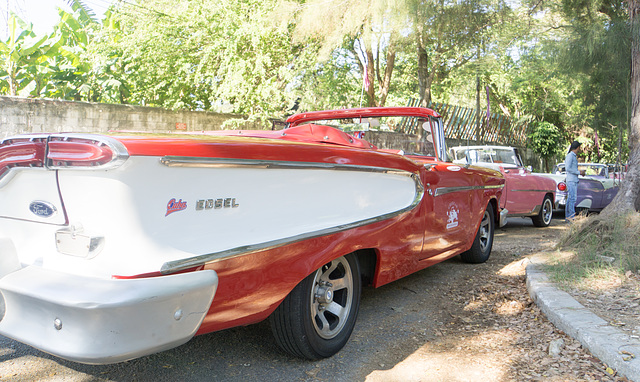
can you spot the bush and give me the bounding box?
[527,121,562,172]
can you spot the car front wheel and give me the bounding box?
[269,253,361,359]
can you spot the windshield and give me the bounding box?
[294,115,444,159]
[450,147,522,167]
[555,164,607,177]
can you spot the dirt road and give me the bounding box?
[0,218,626,381]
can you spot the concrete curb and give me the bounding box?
[526,262,640,381]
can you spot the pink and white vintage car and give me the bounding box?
[0,107,505,364]
[450,145,556,227]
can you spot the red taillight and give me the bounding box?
[0,137,47,180]
[47,138,115,167]
[558,182,567,191]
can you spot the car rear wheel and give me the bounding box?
[531,195,553,227]
[460,204,494,264]
[269,253,361,359]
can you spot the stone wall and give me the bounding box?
[0,96,257,139]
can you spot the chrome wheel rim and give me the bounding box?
[310,257,354,339]
[478,210,492,253]
[542,198,553,225]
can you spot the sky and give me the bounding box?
[2,0,112,39]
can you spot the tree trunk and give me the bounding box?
[417,37,430,107]
[7,61,17,96]
[365,46,376,107]
[377,40,395,107]
[601,0,640,215]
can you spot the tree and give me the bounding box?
[0,14,48,96]
[528,121,562,172]
[553,0,637,213]
[556,0,630,164]
[605,0,640,213]
[277,0,409,107]
[0,1,129,103]
[411,0,507,107]
[96,0,313,123]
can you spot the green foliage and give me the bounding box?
[433,1,578,130]
[0,13,49,96]
[92,0,315,123]
[528,121,562,170]
[556,0,630,163]
[292,42,362,110]
[528,121,562,158]
[0,2,128,103]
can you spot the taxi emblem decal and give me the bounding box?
[446,203,459,229]
[166,198,188,216]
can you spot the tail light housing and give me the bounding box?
[0,137,47,180]
[0,134,129,184]
[46,135,129,169]
[557,182,567,192]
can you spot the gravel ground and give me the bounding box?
[0,217,628,381]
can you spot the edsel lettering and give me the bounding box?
[196,198,240,210]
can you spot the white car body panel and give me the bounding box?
[49,156,421,277]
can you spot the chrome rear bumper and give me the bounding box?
[0,266,218,364]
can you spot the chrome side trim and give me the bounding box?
[160,156,409,175]
[509,189,555,193]
[0,135,48,145]
[160,167,424,274]
[507,205,541,218]
[434,184,504,197]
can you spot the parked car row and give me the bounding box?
[449,145,556,227]
[0,106,616,365]
[447,146,620,216]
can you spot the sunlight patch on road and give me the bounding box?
[496,300,526,315]
[497,258,529,277]
[365,329,517,382]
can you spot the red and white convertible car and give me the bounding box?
[0,107,504,364]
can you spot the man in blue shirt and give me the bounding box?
[565,140,581,221]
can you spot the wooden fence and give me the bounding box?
[398,98,530,146]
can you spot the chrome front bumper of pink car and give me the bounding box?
[0,266,218,364]
[499,208,509,227]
